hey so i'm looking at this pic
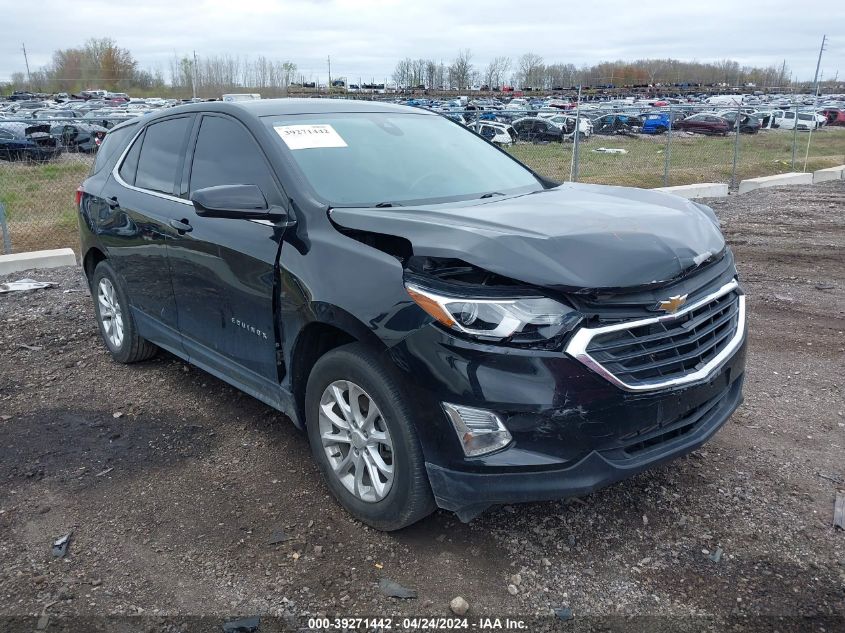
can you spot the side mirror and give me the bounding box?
[191,184,290,223]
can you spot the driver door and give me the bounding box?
[168,113,289,388]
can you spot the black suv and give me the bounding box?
[78,99,747,530]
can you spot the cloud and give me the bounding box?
[1,0,839,83]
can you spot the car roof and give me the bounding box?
[165,98,433,119]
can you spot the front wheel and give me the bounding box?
[305,343,435,530]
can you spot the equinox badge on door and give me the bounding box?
[231,317,269,339]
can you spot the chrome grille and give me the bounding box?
[565,280,745,392]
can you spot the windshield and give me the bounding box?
[263,112,541,206]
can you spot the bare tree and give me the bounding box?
[484,56,510,89]
[448,49,473,90]
[518,53,545,89]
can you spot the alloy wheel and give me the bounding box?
[97,278,124,349]
[318,380,395,503]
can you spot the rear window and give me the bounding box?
[134,117,192,195]
[90,122,138,175]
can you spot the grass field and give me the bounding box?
[507,127,845,188]
[0,156,89,253]
[0,128,843,254]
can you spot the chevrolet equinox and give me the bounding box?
[78,99,747,530]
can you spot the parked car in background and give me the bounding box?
[591,113,642,135]
[718,112,761,134]
[511,117,564,142]
[672,114,730,135]
[545,114,593,139]
[0,123,63,161]
[640,112,685,134]
[771,110,818,131]
[821,108,845,126]
[470,120,517,146]
[50,122,108,152]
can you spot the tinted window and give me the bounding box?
[264,112,540,206]
[135,117,191,195]
[189,116,277,198]
[92,122,137,175]
[118,129,143,185]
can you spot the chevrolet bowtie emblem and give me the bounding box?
[657,294,689,314]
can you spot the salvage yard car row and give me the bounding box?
[2,89,844,161]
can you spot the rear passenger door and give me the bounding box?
[167,113,286,391]
[98,115,194,337]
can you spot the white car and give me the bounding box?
[771,110,819,131]
[470,121,517,146]
[545,114,593,138]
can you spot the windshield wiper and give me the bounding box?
[374,201,402,208]
[479,191,506,199]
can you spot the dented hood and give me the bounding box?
[329,182,726,291]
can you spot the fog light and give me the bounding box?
[442,403,512,457]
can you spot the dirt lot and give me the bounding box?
[1,181,844,632]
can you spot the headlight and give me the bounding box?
[405,282,581,343]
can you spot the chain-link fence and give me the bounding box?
[0,117,111,254]
[492,104,845,189]
[1,106,844,255]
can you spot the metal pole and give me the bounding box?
[731,102,741,187]
[663,104,673,187]
[803,35,826,172]
[191,51,197,100]
[0,201,11,254]
[571,84,582,182]
[791,104,799,170]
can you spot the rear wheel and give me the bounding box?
[305,343,435,530]
[91,260,157,363]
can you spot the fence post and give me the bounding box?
[731,102,741,188]
[663,104,673,187]
[571,85,582,182]
[791,104,799,170]
[0,201,11,255]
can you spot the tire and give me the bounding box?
[305,343,435,530]
[91,260,157,363]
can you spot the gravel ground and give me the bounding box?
[1,181,843,632]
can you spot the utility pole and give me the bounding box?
[192,50,198,100]
[803,34,827,171]
[811,35,826,99]
[327,55,332,94]
[21,43,32,86]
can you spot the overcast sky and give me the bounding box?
[1,0,840,85]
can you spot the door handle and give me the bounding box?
[107,196,119,209]
[169,218,193,233]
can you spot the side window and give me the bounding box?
[118,129,144,186]
[135,117,191,195]
[91,122,137,175]
[189,116,277,199]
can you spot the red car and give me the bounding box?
[821,109,845,127]
[673,113,730,135]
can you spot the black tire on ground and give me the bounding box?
[305,343,436,531]
[656,126,667,134]
[91,260,157,363]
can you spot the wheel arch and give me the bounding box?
[83,246,108,284]
[288,314,388,430]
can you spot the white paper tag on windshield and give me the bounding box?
[274,124,347,150]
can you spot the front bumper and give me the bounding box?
[389,306,747,520]
[427,374,743,521]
